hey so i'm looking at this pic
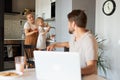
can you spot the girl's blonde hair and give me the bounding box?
[36,17,44,21]
[35,17,44,26]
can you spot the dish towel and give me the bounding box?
[7,45,13,58]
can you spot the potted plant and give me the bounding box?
[95,35,111,77]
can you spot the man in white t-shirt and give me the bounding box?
[47,9,98,76]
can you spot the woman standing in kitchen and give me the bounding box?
[24,10,38,58]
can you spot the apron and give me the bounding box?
[24,23,38,58]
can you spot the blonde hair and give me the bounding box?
[24,10,32,18]
[36,17,44,22]
[35,17,44,25]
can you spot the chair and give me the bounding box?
[24,45,35,68]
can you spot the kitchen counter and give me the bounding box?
[4,38,24,45]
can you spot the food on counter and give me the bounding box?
[0,72,19,76]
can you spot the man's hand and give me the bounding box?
[47,44,56,51]
[47,42,69,51]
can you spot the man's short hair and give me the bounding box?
[67,9,87,28]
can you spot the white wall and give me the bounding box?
[12,0,35,12]
[96,0,120,79]
[56,0,72,42]
[35,0,51,19]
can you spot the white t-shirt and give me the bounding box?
[69,31,98,68]
[24,21,36,30]
[36,26,46,49]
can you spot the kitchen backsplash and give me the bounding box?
[4,14,26,39]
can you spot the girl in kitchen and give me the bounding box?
[35,17,51,50]
[24,10,38,58]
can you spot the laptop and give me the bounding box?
[34,51,81,80]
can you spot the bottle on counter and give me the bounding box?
[22,33,25,39]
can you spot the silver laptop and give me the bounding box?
[34,51,81,80]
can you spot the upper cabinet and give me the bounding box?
[35,0,56,19]
[5,0,35,13]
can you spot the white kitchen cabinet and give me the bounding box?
[36,0,55,19]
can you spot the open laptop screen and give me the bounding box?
[34,51,81,80]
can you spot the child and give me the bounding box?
[35,17,51,50]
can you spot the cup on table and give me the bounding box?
[15,56,26,75]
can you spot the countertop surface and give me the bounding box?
[4,38,24,40]
[4,38,24,45]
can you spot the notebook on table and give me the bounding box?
[34,51,81,80]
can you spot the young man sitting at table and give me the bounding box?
[47,9,98,76]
